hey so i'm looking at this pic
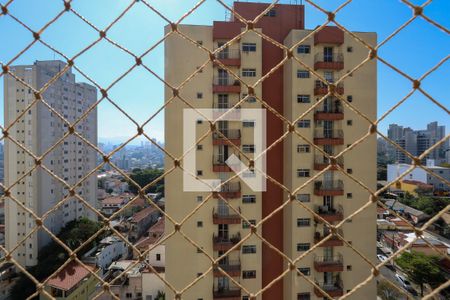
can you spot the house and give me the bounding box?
[384,199,429,224]
[96,261,143,300]
[41,261,99,300]
[134,217,165,267]
[101,195,131,216]
[127,206,160,242]
[142,266,165,300]
[381,231,448,256]
[82,236,128,273]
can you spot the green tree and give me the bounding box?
[128,168,164,195]
[156,290,165,300]
[377,279,403,300]
[395,251,445,296]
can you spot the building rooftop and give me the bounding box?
[47,261,96,291]
[131,206,158,223]
[384,199,428,218]
[135,217,165,249]
[102,195,130,206]
[402,180,433,189]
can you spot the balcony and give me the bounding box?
[314,53,344,70]
[214,49,241,67]
[213,102,241,120]
[213,182,241,199]
[314,229,344,247]
[315,204,344,223]
[314,129,344,145]
[213,260,241,277]
[314,155,344,171]
[213,77,241,94]
[213,154,240,172]
[314,279,344,298]
[314,101,344,121]
[213,287,241,299]
[213,208,241,224]
[314,80,344,96]
[314,254,344,272]
[213,129,241,146]
[314,180,344,196]
[213,233,241,251]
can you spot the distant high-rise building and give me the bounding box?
[165,2,377,299]
[3,60,98,267]
[387,122,446,164]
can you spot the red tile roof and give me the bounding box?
[47,261,96,291]
[102,195,130,205]
[135,218,165,249]
[131,206,158,223]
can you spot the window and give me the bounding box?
[242,43,256,52]
[297,169,310,177]
[347,265,352,271]
[197,170,203,176]
[297,243,310,251]
[196,196,203,202]
[347,95,353,102]
[243,270,256,279]
[126,293,132,298]
[243,220,256,229]
[197,92,203,99]
[242,245,257,254]
[297,70,310,78]
[156,254,161,261]
[197,40,203,45]
[297,120,310,128]
[298,267,310,276]
[265,9,276,17]
[243,120,255,127]
[347,46,353,52]
[297,144,310,153]
[347,193,353,199]
[347,168,353,174]
[196,119,203,124]
[197,221,203,227]
[297,218,311,227]
[297,95,310,103]
[243,144,255,153]
[197,144,203,150]
[242,68,256,77]
[297,293,311,300]
[242,195,256,203]
[297,194,310,202]
[297,45,311,54]
[243,93,257,103]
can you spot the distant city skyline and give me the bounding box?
[0,0,449,141]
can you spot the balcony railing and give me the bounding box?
[213,154,240,172]
[213,182,241,199]
[314,155,344,170]
[314,229,344,247]
[314,129,344,145]
[314,254,344,272]
[213,286,241,299]
[213,233,241,251]
[314,180,344,196]
[314,101,344,121]
[213,260,241,277]
[213,129,241,146]
[213,207,241,224]
[215,49,240,60]
[315,204,344,222]
[314,278,344,297]
[213,77,241,93]
[314,53,344,70]
[314,80,344,96]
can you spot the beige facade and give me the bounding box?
[165,3,377,300]
[4,60,98,267]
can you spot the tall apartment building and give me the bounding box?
[3,60,98,267]
[387,122,447,164]
[165,2,376,299]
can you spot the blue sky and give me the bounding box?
[0,0,448,144]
